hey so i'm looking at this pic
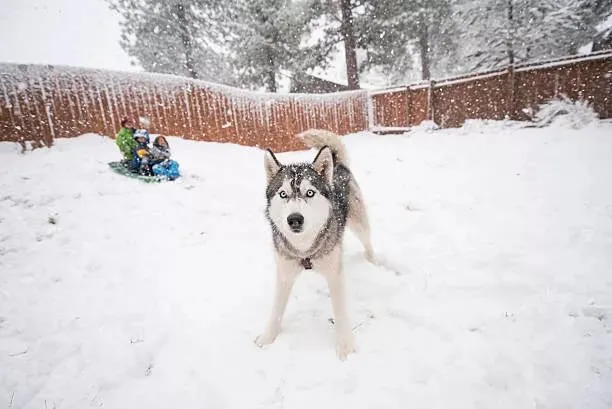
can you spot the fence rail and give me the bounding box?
[1,51,611,152]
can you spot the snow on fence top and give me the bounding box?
[0,63,368,152]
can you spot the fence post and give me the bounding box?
[405,86,412,126]
[427,79,436,123]
[366,91,375,131]
[507,64,515,120]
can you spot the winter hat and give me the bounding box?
[133,129,150,143]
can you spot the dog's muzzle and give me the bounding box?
[287,213,304,233]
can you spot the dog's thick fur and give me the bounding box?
[255,129,375,360]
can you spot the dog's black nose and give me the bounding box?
[287,213,304,232]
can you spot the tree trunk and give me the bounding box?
[267,72,277,92]
[176,3,199,79]
[418,24,431,80]
[340,0,359,89]
[506,0,514,65]
[266,51,277,93]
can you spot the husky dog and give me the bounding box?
[255,129,375,360]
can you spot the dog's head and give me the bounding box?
[264,146,334,249]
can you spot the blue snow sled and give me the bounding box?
[108,160,181,183]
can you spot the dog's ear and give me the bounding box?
[264,149,282,182]
[312,146,334,185]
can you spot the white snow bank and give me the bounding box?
[1,123,612,409]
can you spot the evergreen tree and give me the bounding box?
[539,0,598,54]
[459,0,598,71]
[107,0,235,83]
[357,0,459,81]
[221,0,336,92]
[288,0,364,89]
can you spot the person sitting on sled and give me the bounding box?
[115,118,137,166]
[149,135,181,180]
[131,129,153,176]
[150,135,171,164]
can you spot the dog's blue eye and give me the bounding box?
[306,189,315,198]
[279,191,288,198]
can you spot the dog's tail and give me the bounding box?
[296,129,349,167]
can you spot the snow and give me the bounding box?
[368,87,408,95]
[2,122,612,409]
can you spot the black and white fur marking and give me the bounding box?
[255,129,375,361]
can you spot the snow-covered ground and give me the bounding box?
[1,121,611,409]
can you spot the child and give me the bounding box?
[150,136,181,180]
[150,135,172,165]
[131,129,153,176]
[115,118,137,164]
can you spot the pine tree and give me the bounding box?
[106,0,235,83]
[354,0,410,81]
[304,0,374,89]
[459,0,598,71]
[222,0,332,92]
[539,0,597,54]
[356,0,459,82]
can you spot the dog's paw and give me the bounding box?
[254,332,278,348]
[336,335,356,361]
[365,249,378,265]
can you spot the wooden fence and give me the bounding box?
[0,64,368,152]
[370,50,612,130]
[1,51,611,152]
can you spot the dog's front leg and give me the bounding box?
[321,246,356,361]
[255,255,300,348]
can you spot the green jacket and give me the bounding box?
[116,127,137,160]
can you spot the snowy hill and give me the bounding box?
[1,122,612,408]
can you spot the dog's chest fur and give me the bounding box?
[265,163,352,261]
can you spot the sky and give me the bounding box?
[0,0,138,72]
